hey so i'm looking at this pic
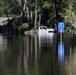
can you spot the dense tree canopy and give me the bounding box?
[0,0,21,16]
[0,0,76,34]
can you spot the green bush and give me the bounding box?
[19,23,29,32]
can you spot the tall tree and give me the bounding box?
[34,0,38,29]
[21,0,25,24]
[0,0,20,17]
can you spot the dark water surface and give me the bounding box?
[0,33,76,75]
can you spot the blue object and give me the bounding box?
[58,22,64,33]
[58,42,64,63]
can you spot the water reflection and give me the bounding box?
[38,32,55,47]
[21,33,57,75]
[58,42,64,63]
[0,33,76,75]
[0,34,7,50]
[0,34,22,75]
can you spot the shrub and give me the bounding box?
[19,23,29,32]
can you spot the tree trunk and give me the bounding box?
[38,14,41,27]
[6,13,9,23]
[21,0,30,24]
[54,0,57,22]
[30,9,33,25]
[26,6,30,23]
[53,0,57,29]
[21,0,25,24]
[34,0,38,29]
[24,0,30,24]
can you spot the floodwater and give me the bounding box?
[0,33,76,75]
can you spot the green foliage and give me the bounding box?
[1,0,76,34]
[19,23,29,30]
[23,23,29,28]
[0,0,21,17]
[42,1,51,9]
[58,0,76,28]
[19,23,29,33]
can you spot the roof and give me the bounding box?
[0,17,12,26]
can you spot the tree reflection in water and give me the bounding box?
[0,33,76,75]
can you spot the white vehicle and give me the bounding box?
[37,26,55,42]
[37,26,55,46]
[37,26,55,34]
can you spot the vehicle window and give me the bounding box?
[43,27,47,29]
[40,27,43,29]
